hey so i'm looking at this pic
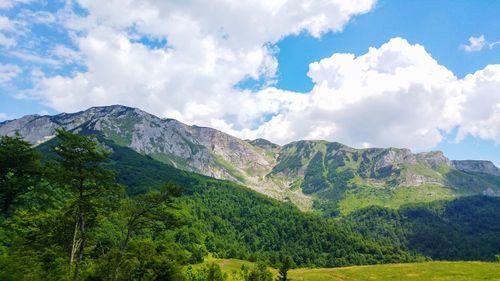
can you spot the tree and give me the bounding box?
[112,183,183,281]
[246,261,272,281]
[186,263,226,281]
[0,134,40,214]
[276,256,293,281]
[49,129,122,281]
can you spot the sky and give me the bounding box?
[0,0,500,165]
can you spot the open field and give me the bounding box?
[194,258,500,281]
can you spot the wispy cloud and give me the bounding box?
[0,32,15,47]
[0,63,21,83]
[0,0,32,10]
[10,50,61,66]
[462,34,500,52]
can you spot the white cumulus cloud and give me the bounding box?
[247,38,462,149]
[25,1,500,151]
[457,65,500,143]
[33,0,376,128]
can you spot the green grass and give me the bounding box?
[402,164,444,180]
[211,152,247,182]
[149,152,190,170]
[288,262,500,281]
[194,259,500,281]
[338,185,457,215]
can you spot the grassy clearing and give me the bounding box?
[194,258,500,281]
[339,184,457,215]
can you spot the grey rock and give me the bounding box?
[452,160,500,176]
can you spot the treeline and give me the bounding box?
[343,196,500,261]
[0,130,422,280]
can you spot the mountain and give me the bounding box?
[270,140,500,214]
[1,105,499,214]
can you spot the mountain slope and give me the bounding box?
[2,105,499,214]
[269,140,500,214]
[0,105,311,208]
[34,138,422,267]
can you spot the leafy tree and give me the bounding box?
[111,183,183,281]
[49,129,122,280]
[246,262,272,281]
[276,256,294,281]
[495,254,500,262]
[186,263,226,281]
[0,134,40,214]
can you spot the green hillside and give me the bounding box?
[343,196,500,261]
[271,140,500,216]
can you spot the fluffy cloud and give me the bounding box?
[248,38,500,149]
[24,1,500,150]
[248,38,462,149]
[34,0,375,127]
[457,65,500,143]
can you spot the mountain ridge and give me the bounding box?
[1,105,499,213]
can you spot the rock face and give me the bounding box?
[0,105,312,208]
[1,105,499,210]
[452,160,500,177]
[0,105,272,181]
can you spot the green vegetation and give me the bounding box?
[192,259,500,281]
[2,131,500,280]
[338,184,457,215]
[288,261,500,281]
[0,132,424,280]
[343,196,500,261]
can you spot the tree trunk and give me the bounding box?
[73,177,86,281]
[112,225,132,281]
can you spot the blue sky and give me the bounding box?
[0,0,499,165]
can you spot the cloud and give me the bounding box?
[0,63,21,83]
[457,65,500,143]
[22,1,500,150]
[246,38,500,149]
[0,0,32,9]
[10,51,61,66]
[462,34,500,52]
[247,38,462,149]
[0,32,15,47]
[0,112,8,120]
[0,16,14,31]
[32,0,376,126]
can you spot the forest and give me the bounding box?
[1,131,499,280]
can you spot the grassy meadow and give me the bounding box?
[193,258,500,281]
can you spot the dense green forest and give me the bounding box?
[343,196,500,261]
[0,131,421,280]
[1,131,499,280]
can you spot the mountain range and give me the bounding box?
[1,104,499,214]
